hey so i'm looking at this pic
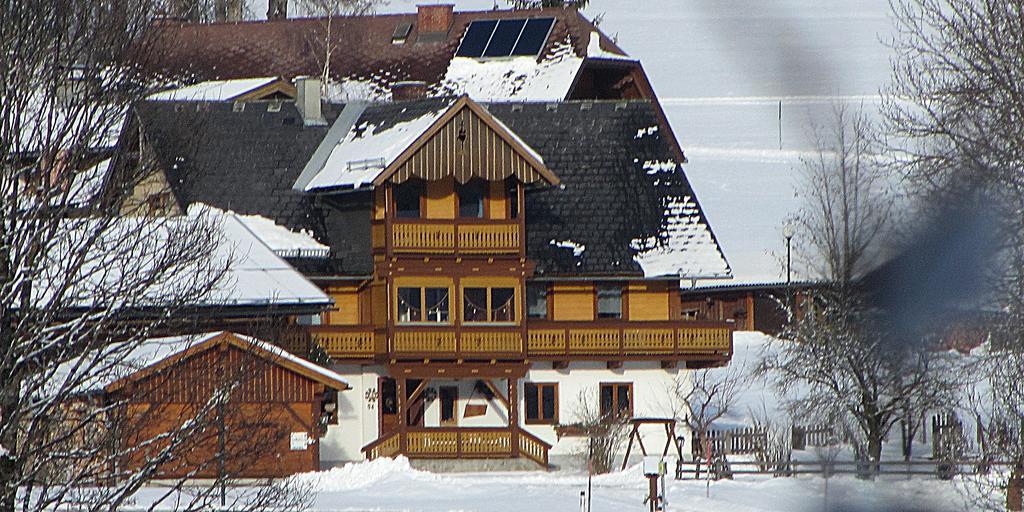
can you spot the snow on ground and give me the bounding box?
[128,455,972,511]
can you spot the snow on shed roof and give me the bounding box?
[232,211,330,259]
[48,331,348,397]
[148,77,280,102]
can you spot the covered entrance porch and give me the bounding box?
[362,362,550,467]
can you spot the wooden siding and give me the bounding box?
[122,345,322,404]
[325,286,361,325]
[551,284,594,321]
[487,181,507,220]
[389,106,548,185]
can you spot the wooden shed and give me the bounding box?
[101,331,348,479]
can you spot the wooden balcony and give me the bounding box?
[387,220,520,255]
[525,320,732,360]
[284,326,381,360]
[391,326,524,359]
[288,321,731,362]
[363,427,550,467]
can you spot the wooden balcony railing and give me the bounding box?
[363,427,550,465]
[287,320,731,361]
[391,327,524,358]
[388,220,520,255]
[525,320,732,358]
[284,326,380,360]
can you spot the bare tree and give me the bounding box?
[569,391,630,474]
[792,104,894,286]
[669,368,743,446]
[763,105,967,474]
[1,1,310,510]
[295,0,382,93]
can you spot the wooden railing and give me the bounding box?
[285,326,380,360]
[363,428,548,463]
[388,220,520,255]
[526,321,732,358]
[518,430,551,466]
[391,327,524,358]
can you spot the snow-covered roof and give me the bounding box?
[233,211,330,259]
[432,37,583,102]
[23,207,330,312]
[631,192,732,279]
[148,77,280,102]
[303,99,454,191]
[66,158,111,207]
[193,205,332,306]
[48,331,348,397]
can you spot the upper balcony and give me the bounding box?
[381,219,522,256]
[289,320,732,365]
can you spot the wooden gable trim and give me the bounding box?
[232,79,297,101]
[104,332,349,393]
[372,95,560,187]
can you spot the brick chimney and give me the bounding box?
[392,81,428,101]
[417,4,453,35]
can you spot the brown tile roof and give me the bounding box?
[143,8,625,92]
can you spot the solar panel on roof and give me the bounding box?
[456,18,556,59]
[483,19,527,57]
[456,19,497,57]
[511,18,555,56]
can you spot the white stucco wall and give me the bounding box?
[320,362,694,467]
[520,362,691,468]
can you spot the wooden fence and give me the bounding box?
[691,427,767,458]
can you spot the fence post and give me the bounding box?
[1009,469,1023,512]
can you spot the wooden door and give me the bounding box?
[439,386,458,427]
[379,377,398,434]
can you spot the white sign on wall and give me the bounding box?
[290,432,311,451]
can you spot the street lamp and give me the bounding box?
[782,224,795,286]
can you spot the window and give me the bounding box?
[395,180,423,218]
[463,287,516,323]
[457,181,484,218]
[597,285,623,319]
[526,283,548,319]
[599,383,632,419]
[524,383,558,424]
[398,287,450,323]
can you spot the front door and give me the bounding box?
[379,377,398,434]
[439,386,458,427]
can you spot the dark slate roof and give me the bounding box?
[485,101,727,277]
[141,8,623,92]
[133,98,729,278]
[134,100,374,276]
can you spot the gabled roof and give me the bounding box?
[299,96,558,192]
[103,331,349,393]
[141,8,628,102]
[132,98,728,279]
[49,331,348,397]
[148,77,295,102]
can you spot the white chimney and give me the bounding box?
[295,76,326,127]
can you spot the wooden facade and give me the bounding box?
[293,97,735,466]
[106,332,348,479]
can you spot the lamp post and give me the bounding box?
[782,224,795,286]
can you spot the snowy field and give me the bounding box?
[130,456,973,512]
